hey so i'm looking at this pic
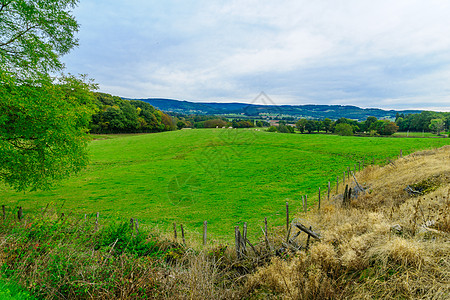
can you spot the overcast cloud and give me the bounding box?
[61,0,450,111]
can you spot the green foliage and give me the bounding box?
[371,120,398,135]
[232,119,254,128]
[0,211,171,299]
[0,70,96,191]
[335,123,353,136]
[0,279,35,299]
[429,119,444,135]
[0,0,79,77]
[203,119,228,128]
[98,221,163,257]
[90,93,175,133]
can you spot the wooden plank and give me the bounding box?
[294,223,321,240]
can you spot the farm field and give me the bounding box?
[1,129,449,242]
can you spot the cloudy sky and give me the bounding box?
[62,0,450,111]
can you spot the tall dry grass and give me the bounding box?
[246,146,450,299]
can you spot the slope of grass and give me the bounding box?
[1,129,449,242]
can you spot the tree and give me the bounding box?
[429,119,444,135]
[305,120,316,133]
[322,118,332,133]
[0,71,96,191]
[0,0,96,191]
[335,123,353,136]
[296,119,307,133]
[0,0,79,77]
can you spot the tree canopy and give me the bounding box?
[0,0,79,76]
[0,0,97,191]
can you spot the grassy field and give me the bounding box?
[1,129,449,242]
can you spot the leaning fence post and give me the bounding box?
[181,224,186,245]
[203,220,207,246]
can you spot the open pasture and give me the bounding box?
[1,129,449,242]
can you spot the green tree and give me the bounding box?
[0,0,79,77]
[322,118,332,133]
[335,123,353,136]
[0,71,96,191]
[0,0,96,191]
[295,119,307,133]
[305,120,316,133]
[429,119,444,135]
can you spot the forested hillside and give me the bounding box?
[90,93,176,133]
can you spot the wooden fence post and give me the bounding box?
[130,218,134,231]
[336,176,339,194]
[286,202,289,232]
[135,219,139,235]
[242,222,247,254]
[181,224,186,245]
[347,167,350,180]
[343,171,346,186]
[305,195,308,212]
[2,205,5,220]
[203,220,207,246]
[235,226,241,259]
[264,217,269,250]
[173,222,177,241]
[17,207,23,220]
[328,181,331,201]
[318,187,321,210]
[95,212,99,231]
[400,149,403,158]
[358,161,361,172]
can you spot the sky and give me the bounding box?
[61,0,450,111]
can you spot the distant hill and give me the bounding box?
[130,98,421,120]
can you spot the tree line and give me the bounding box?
[265,111,450,136]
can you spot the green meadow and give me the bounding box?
[1,129,449,242]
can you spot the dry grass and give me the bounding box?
[246,146,450,299]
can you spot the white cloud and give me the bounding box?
[62,0,450,110]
